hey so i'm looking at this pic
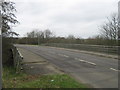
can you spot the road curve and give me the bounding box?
[15,44,118,88]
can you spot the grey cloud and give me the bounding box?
[13,0,118,38]
[50,2,117,24]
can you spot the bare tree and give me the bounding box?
[37,31,44,38]
[67,34,75,39]
[99,13,118,40]
[44,29,53,39]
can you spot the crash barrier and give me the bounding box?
[12,46,23,73]
[43,43,119,55]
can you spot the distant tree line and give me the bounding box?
[13,13,119,46]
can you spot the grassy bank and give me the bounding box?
[3,66,86,88]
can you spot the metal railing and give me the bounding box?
[43,43,119,55]
[12,46,23,73]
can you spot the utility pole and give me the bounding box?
[0,0,2,89]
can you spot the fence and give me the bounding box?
[43,43,119,55]
[12,46,23,73]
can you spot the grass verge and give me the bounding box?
[3,66,86,88]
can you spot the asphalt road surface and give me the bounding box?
[15,44,118,88]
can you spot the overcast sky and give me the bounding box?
[12,0,118,38]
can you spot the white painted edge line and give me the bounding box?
[110,68,119,72]
[75,58,96,66]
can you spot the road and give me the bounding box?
[15,44,118,88]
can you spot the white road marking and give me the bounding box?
[75,58,96,66]
[63,55,69,58]
[84,61,96,66]
[75,58,85,62]
[110,68,119,72]
[58,54,69,58]
[79,60,85,62]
